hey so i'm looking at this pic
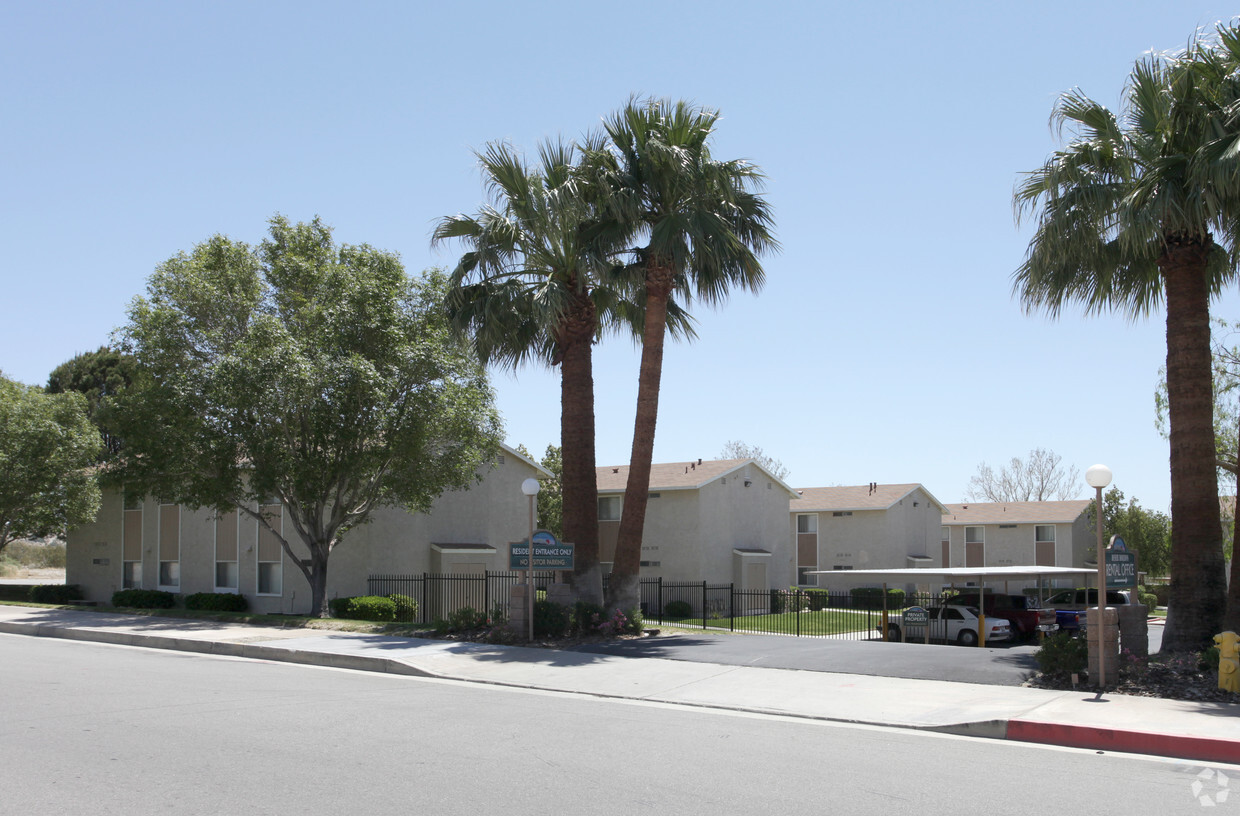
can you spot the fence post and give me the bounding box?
[702,581,707,630]
[423,572,429,625]
[730,583,735,632]
[657,576,663,624]
[796,588,801,637]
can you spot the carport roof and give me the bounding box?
[807,565,1097,583]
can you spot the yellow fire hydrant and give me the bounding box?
[1216,631,1240,694]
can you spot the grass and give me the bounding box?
[664,607,877,636]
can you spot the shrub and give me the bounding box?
[1201,646,1221,671]
[1138,592,1157,608]
[448,605,488,631]
[28,584,83,604]
[663,600,693,619]
[329,595,397,622]
[184,592,248,612]
[848,587,905,610]
[1151,583,1172,607]
[533,600,572,638]
[1036,632,1088,679]
[573,601,606,633]
[771,589,807,613]
[387,594,418,623]
[3,540,67,569]
[805,589,831,611]
[111,589,176,609]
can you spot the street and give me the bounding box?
[0,634,1225,815]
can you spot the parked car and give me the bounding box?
[879,605,1011,646]
[1043,589,1134,634]
[941,591,1057,641]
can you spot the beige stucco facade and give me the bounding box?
[596,458,799,592]
[66,445,551,615]
[940,500,1092,588]
[790,484,947,588]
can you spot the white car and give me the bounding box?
[879,605,1011,646]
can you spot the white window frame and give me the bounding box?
[256,503,284,597]
[214,511,240,592]
[598,495,622,522]
[157,503,180,591]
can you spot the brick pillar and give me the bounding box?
[1117,604,1149,661]
[1087,607,1120,687]
[509,583,530,635]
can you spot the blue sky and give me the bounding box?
[4,1,1238,513]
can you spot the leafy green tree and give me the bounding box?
[434,139,693,607]
[0,375,102,553]
[514,443,563,539]
[1012,26,1240,649]
[111,216,502,617]
[46,346,137,459]
[597,98,778,611]
[1085,487,1171,579]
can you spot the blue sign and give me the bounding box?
[510,530,575,570]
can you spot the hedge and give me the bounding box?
[112,589,176,609]
[185,592,248,612]
[329,595,397,622]
[848,587,906,610]
[29,584,84,604]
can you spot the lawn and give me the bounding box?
[662,607,879,637]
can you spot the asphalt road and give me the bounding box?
[570,624,1165,686]
[0,634,1216,816]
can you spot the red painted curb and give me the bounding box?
[1007,720,1240,764]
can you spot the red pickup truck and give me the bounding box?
[941,592,1057,642]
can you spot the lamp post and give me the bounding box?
[1085,463,1112,690]
[521,478,540,642]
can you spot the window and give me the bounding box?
[598,495,621,521]
[257,503,283,596]
[1035,525,1056,566]
[215,510,239,590]
[796,514,818,585]
[122,497,142,589]
[158,504,180,589]
[965,527,984,543]
[832,511,853,517]
[964,526,984,567]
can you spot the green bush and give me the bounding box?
[1201,646,1221,671]
[663,600,693,619]
[1138,592,1157,608]
[1150,583,1172,607]
[448,606,488,631]
[805,589,831,611]
[533,600,572,638]
[184,592,248,612]
[2,540,67,569]
[771,589,807,613]
[849,587,906,610]
[329,595,397,622]
[387,594,418,623]
[111,589,176,609]
[573,601,606,632]
[1036,632,1089,679]
[28,584,83,604]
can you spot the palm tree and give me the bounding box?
[596,98,778,612]
[433,139,614,606]
[1013,28,1240,649]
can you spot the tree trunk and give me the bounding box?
[1160,239,1227,650]
[608,264,673,613]
[559,293,603,607]
[1226,410,1240,632]
[308,550,330,617]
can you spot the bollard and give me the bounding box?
[1216,631,1239,694]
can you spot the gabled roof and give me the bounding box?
[502,443,555,478]
[791,483,947,514]
[941,500,1091,525]
[596,458,800,497]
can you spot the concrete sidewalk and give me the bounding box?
[1,605,1236,765]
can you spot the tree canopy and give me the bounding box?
[46,346,137,459]
[718,440,790,482]
[110,216,503,616]
[0,374,102,553]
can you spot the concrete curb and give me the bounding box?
[1006,719,1240,765]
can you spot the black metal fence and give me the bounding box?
[366,573,969,641]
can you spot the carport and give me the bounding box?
[807,565,1098,646]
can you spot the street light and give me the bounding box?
[1085,463,1112,690]
[521,477,540,642]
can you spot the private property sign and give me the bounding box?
[510,530,575,570]
[1106,536,1137,589]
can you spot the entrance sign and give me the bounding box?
[510,530,575,570]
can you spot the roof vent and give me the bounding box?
[612,468,619,474]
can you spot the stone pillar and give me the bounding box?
[509,583,530,636]
[545,582,574,608]
[1087,607,1120,687]
[1117,604,1149,661]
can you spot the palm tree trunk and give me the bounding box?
[559,298,603,606]
[608,265,673,613]
[1161,240,1228,650]
[1226,411,1240,632]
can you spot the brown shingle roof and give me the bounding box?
[941,500,1090,525]
[791,484,944,513]
[596,458,751,492]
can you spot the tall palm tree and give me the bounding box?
[1013,29,1240,649]
[433,139,612,606]
[434,139,695,606]
[596,98,778,611]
